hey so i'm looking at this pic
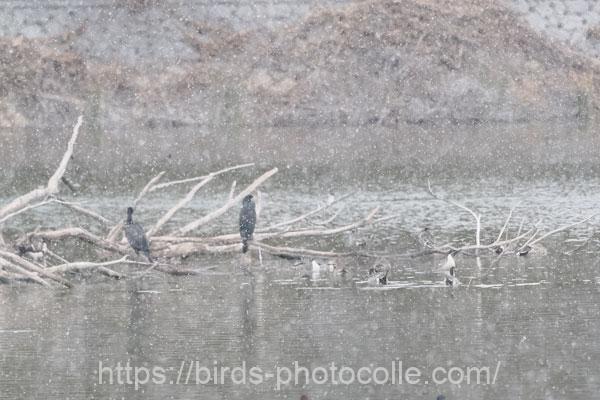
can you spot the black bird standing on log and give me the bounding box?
[239,194,256,253]
[125,207,153,262]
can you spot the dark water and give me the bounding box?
[1,179,600,400]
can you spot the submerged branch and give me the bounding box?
[48,256,128,273]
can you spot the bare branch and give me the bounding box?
[253,242,352,258]
[148,164,256,236]
[0,200,54,225]
[494,204,518,244]
[47,116,83,193]
[310,205,345,226]
[175,168,278,235]
[0,257,51,287]
[0,250,72,288]
[255,190,263,220]
[528,213,600,247]
[48,256,128,273]
[134,171,166,207]
[433,227,535,253]
[106,222,124,243]
[149,163,254,192]
[0,116,83,220]
[29,228,131,255]
[147,175,214,237]
[228,181,237,201]
[259,192,353,232]
[154,207,380,245]
[54,199,113,226]
[106,171,166,242]
[427,180,481,247]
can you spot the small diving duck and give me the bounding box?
[418,227,435,249]
[15,238,47,262]
[517,244,531,256]
[327,260,346,275]
[368,262,389,285]
[445,266,459,286]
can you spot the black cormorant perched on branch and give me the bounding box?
[239,194,256,253]
[125,207,152,262]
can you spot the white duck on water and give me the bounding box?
[312,260,323,273]
[437,252,459,287]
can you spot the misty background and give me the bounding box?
[1,0,600,188]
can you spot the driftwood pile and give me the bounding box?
[0,117,595,288]
[0,117,385,287]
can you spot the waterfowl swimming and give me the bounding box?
[346,228,367,248]
[15,239,46,262]
[437,252,459,286]
[445,266,459,286]
[517,244,531,256]
[328,260,335,272]
[418,227,435,249]
[327,260,346,275]
[368,263,388,285]
[309,260,322,280]
[239,194,256,253]
[124,207,152,262]
[438,252,456,272]
[327,192,335,206]
[312,260,322,273]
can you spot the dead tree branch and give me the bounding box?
[0,116,83,220]
[175,167,278,235]
[427,180,481,247]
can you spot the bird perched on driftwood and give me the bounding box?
[239,194,256,253]
[124,207,152,262]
